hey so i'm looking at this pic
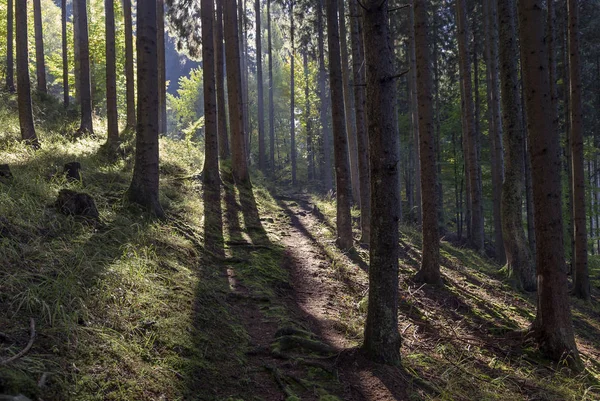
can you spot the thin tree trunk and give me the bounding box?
[105,0,119,145]
[304,51,315,181]
[6,0,15,92]
[61,0,68,106]
[267,0,275,170]
[73,0,81,103]
[124,0,136,130]
[318,0,333,191]
[128,0,164,217]
[362,0,401,366]
[76,0,93,135]
[33,0,47,94]
[517,0,581,369]
[202,0,219,187]
[290,1,297,185]
[326,0,353,250]
[409,4,422,226]
[413,0,441,285]
[16,0,38,147]
[256,0,265,171]
[216,0,230,159]
[157,0,167,135]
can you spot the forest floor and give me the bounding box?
[1,94,600,400]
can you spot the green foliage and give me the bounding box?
[167,67,204,139]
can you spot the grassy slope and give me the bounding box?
[0,93,599,400]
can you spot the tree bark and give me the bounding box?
[567,0,590,301]
[267,0,275,170]
[497,0,535,291]
[413,0,441,285]
[202,0,219,187]
[517,0,581,369]
[157,0,167,135]
[123,0,136,130]
[215,0,230,159]
[256,0,265,171]
[305,51,315,181]
[362,0,402,365]
[73,0,81,103]
[33,0,47,94]
[224,0,250,185]
[318,0,333,191]
[16,0,38,146]
[76,0,93,135]
[290,1,297,185]
[105,0,119,145]
[61,0,68,106]
[408,3,422,226]
[6,0,15,92]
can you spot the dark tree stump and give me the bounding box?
[64,162,82,182]
[0,164,13,183]
[55,189,99,219]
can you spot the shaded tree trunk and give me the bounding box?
[105,0,119,145]
[362,0,402,366]
[61,0,68,106]
[318,0,333,191]
[267,0,275,170]
[216,0,230,159]
[290,1,297,185]
[33,0,47,94]
[517,0,581,369]
[409,2,421,226]
[15,0,38,146]
[157,0,167,135]
[6,0,14,92]
[76,0,93,135]
[124,0,136,130]
[256,0,265,171]
[305,51,315,181]
[128,0,164,217]
[202,0,219,187]
[73,0,81,103]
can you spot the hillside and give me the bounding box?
[1,95,600,401]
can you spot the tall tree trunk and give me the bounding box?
[362,0,401,366]
[105,0,118,145]
[16,0,38,147]
[6,0,15,92]
[73,0,81,103]
[33,0,47,94]
[339,0,359,205]
[267,0,275,170]
[304,51,315,181]
[256,0,265,171]
[568,0,590,301]
[76,0,93,135]
[127,0,164,217]
[239,0,250,155]
[498,0,534,291]
[202,0,219,187]
[123,0,136,130]
[517,0,581,369]
[61,0,68,106]
[326,0,353,250]
[157,0,167,135]
[224,0,250,185]
[216,0,230,159]
[456,0,483,252]
[483,0,505,263]
[409,3,422,226]
[413,0,441,285]
[318,0,333,191]
[290,1,297,185]
[349,0,370,243]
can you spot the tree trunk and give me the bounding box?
[202,0,219,187]
[326,0,353,250]
[215,0,230,159]
[61,0,68,106]
[349,0,370,243]
[224,0,250,185]
[517,0,581,369]
[123,0,136,130]
[33,0,47,94]
[73,0,81,104]
[362,0,401,366]
[15,0,38,146]
[267,0,275,170]
[290,1,297,185]
[413,0,441,285]
[497,0,534,291]
[239,0,250,156]
[105,0,119,145]
[256,0,265,171]
[318,0,333,191]
[76,0,93,135]
[456,0,483,252]
[409,4,422,226]
[157,0,167,135]
[127,0,164,217]
[305,51,315,181]
[567,0,590,301]
[6,0,15,92]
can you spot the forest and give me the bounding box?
[1,0,600,399]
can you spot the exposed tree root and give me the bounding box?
[0,319,35,365]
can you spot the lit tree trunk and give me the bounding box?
[157,0,167,135]
[76,0,93,135]
[127,0,164,217]
[339,0,359,205]
[123,0,136,130]
[224,0,250,185]
[33,0,46,94]
[239,0,250,154]
[456,0,483,252]
[568,0,590,301]
[305,51,315,181]
[349,0,370,243]
[362,0,402,365]
[267,0,275,170]
[483,0,505,263]
[105,0,118,145]
[517,0,581,369]
[318,0,333,191]
[326,0,353,250]
[6,0,15,93]
[216,0,230,159]
[202,0,219,187]
[61,0,68,106]
[408,1,421,226]
[290,1,297,185]
[413,0,441,285]
[16,0,38,147]
[497,0,534,291]
[256,0,265,171]
[73,0,81,103]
